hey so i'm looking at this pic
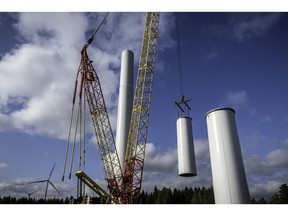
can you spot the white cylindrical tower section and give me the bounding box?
[116,50,134,171]
[177,117,197,177]
[205,107,250,204]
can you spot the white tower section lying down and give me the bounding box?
[116,50,134,170]
[177,117,197,177]
[205,107,250,204]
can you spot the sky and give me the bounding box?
[0,11,288,202]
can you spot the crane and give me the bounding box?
[122,12,160,203]
[63,12,160,204]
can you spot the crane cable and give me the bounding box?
[174,13,192,117]
[62,72,80,182]
[86,12,110,47]
[62,12,121,182]
[95,13,122,72]
[175,12,184,98]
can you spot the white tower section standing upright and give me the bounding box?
[115,50,134,170]
[177,117,197,177]
[205,107,250,204]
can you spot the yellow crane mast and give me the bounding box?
[122,12,160,204]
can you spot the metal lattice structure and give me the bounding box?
[78,46,122,198]
[122,12,160,204]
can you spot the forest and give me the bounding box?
[0,184,287,204]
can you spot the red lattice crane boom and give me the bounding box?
[78,45,122,197]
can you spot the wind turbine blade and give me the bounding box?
[49,181,61,195]
[27,180,47,184]
[30,191,37,195]
[48,163,56,180]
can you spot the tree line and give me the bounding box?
[140,186,214,204]
[250,183,288,204]
[140,183,288,204]
[1,184,287,204]
[0,196,70,204]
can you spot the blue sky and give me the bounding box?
[0,12,288,201]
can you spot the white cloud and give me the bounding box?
[0,113,14,131]
[204,46,220,62]
[283,139,288,146]
[14,13,88,48]
[243,146,288,198]
[223,90,249,109]
[203,13,282,44]
[248,180,283,199]
[142,139,212,192]
[144,139,210,174]
[242,132,266,148]
[0,13,88,139]
[231,13,282,42]
[258,114,272,123]
[0,162,8,169]
[244,148,288,175]
[244,154,265,175]
[144,143,178,173]
[266,149,288,168]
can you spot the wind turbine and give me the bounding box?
[28,163,61,200]
[24,190,37,199]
